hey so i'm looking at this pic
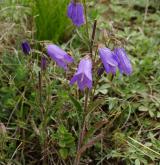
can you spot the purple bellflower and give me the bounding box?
[67,1,85,27]
[70,56,92,91]
[21,41,31,55]
[98,47,118,75]
[114,48,132,75]
[47,44,74,70]
[41,56,47,71]
[97,66,105,77]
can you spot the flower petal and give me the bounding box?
[21,41,31,55]
[47,44,74,70]
[67,1,85,27]
[99,47,117,74]
[99,48,117,66]
[114,48,132,75]
[70,56,92,90]
[70,74,79,85]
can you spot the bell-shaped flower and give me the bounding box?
[41,56,47,71]
[97,66,105,77]
[98,47,118,75]
[70,56,92,90]
[114,48,132,75]
[67,1,85,27]
[21,41,31,55]
[47,44,74,70]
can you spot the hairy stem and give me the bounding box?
[90,19,97,58]
[83,0,89,41]
[74,89,89,165]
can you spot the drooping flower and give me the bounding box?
[98,47,118,75]
[41,56,47,71]
[21,41,31,55]
[70,56,92,90]
[97,66,105,77]
[114,48,132,75]
[47,44,74,70]
[67,1,85,27]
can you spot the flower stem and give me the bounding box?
[38,71,42,106]
[84,89,89,112]
[90,19,97,58]
[83,0,89,41]
[74,89,89,165]
[91,76,99,100]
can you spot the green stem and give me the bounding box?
[83,0,89,41]
[91,76,99,100]
[74,89,89,165]
[84,89,89,113]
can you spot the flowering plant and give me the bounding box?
[21,0,132,164]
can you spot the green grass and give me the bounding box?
[33,0,71,43]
